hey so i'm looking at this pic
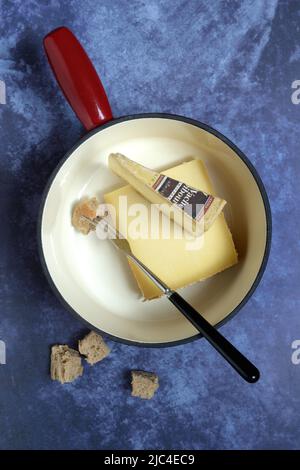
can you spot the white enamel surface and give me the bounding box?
[41,117,268,344]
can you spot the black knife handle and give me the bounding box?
[168,292,259,383]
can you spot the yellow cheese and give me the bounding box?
[104,159,238,300]
[109,153,226,234]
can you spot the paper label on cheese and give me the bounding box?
[152,175,214,221]
[109,153,226,234]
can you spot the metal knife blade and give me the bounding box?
[81,215,171,295]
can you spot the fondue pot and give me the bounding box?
[39,26,271,348]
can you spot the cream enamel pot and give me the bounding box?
[39,27,271,346]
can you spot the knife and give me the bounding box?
[82,215,259,383]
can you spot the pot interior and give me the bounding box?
[41,116,269,344]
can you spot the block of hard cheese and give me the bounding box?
[109,153,226,234]
[104,159,237,300]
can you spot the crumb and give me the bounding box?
[72,197,99,235]
[131,370,159,399]
[78,331,110,365]
[50,345,83,384]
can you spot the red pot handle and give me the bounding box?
[44,26,113,131]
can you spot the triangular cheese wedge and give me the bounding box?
[109,153,226,234]
[104,159,237,300]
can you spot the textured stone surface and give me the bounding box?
[0,0,300,450]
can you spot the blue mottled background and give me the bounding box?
[0,0,300,450]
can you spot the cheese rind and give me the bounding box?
[104,159,238,300]
[109,153,226,234]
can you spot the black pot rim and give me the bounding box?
[37,113,272,348]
